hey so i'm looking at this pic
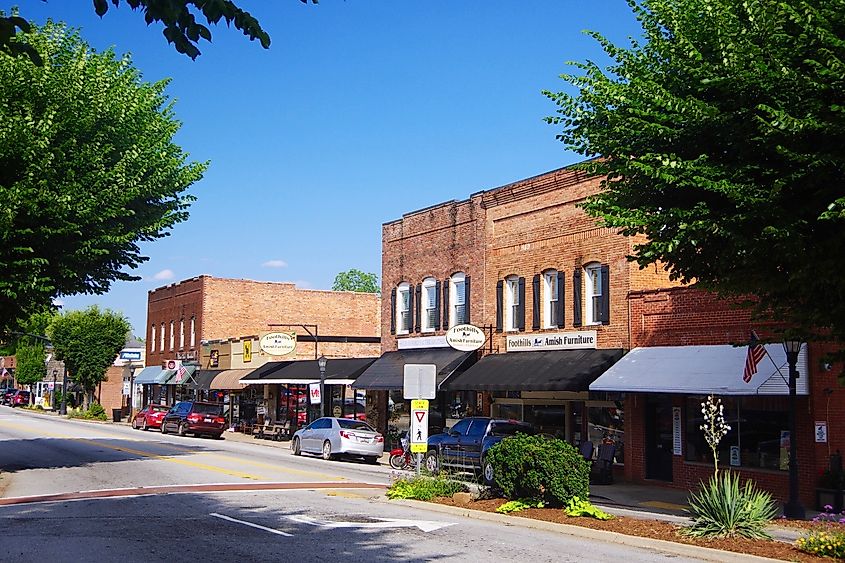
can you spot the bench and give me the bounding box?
[263,422,291,442]
[252,421,272,439]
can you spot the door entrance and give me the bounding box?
[644,397,674,481]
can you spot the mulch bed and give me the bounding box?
[433,497,831,562]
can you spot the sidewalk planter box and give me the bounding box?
[815,488,844,512]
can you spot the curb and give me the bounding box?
[385,498,781,563]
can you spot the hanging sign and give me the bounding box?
[243,340,253,363]
[446,324,485,352]
[410,399,429,453]
[308,383,322,405]
[815,421,828,443]
[260,332,297,356]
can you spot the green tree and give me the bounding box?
[545,0,845,344]
[1,1,318,63]
[332,269,380,294]
[14,342,45,404]
[47,306,130,408]
[0,21,206,335]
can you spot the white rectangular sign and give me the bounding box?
[122,381,130,396]
[398,335,448,350]
[506,331,597,352]
[308,383,321,405]
[403,364,437,399]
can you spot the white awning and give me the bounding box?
[589,344,809,395]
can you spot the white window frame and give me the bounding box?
[421,278,437,333]
[543,270,559,328]
[160,323,165,352]
[585,263,602,325]
[151,325,156,353]
[169,320,175,351]
[396,283,411,334]
[506,276,519,332]
[190,316,196,348]
[179,318,185,350]
[450,272,466,328]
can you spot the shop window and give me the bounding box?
[451,273,467,327]
[544,270,559,328]
[506,276,519,331]
[151,325,156,352]
[587,404,624,464]
[396,283,411,334]
[684,396,789,471]
[421,277,437,333]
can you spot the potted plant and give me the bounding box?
[816,466,845,513]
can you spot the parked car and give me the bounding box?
[10,390,31,408]
[291,417,383,464]
[131,404,170,430]
[331,399,367,420]
[1,388,16,406]
[424,417,537,485]
[160,401,226,439]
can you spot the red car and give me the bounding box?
[160,401,226,439]
[10,390,30,407]
[132,404,170,430]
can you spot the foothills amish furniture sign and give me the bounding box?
[259,332,297,356]
[506,331,597,352]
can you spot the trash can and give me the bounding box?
[112,408,122,423]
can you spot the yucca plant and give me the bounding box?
[682,471,777,539]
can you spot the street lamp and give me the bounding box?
[59,363,68,416]
[318,355,328,418]
[783,338,805,519]
[51,369,57,412]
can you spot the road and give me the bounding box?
[0,407,712,562]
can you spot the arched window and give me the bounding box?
[160,323,165,352]
[169,320,175,351]
[150,325,156,353]
[190,316,196,347]
[179,318,185,349]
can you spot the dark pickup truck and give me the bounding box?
[424,417,536,485]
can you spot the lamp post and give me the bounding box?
[318,355,328,418]
[783,339,805,519]
[51,369,57,412]
[59,363,68,416]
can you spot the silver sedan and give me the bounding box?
[291,417,384,464]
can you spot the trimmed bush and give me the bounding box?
[682,471,776,539]
[386,475,468,501]
[485,434,589,507]
[564,496,614,520]
[496,499,545,514]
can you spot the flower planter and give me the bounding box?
[815,488,844,513]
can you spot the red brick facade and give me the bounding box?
[147,276,381,365]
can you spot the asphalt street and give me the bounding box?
[0,407,716,562]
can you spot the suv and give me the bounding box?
[160,401,225,439]
[424,417,537,485]
[10,390,31,408]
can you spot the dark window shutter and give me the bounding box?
[518,277,526,331]
[408,284,415,332]
[434,280,441,330]
[414,284,422,333]
[600,264,610,325]
[465,275,471,323]
[442,279,450,328]
[532,274,541,330]
[390,288,396,335]
[556,271,565,328]
[495,280,503,333]
[573,268,582,327]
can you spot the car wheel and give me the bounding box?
[141,419,148,431]
[482,458,496,486]
[178,422,187,437]
[321,440,333,461]
[424,450,439,474]
[160,422,168,434]
[131,418,138,430]
[365,456,380,465]
[213,433,224,440]
[292,437,301,456]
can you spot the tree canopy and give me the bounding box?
[47,306,130,401]
[0,21,206,335]
[332,269,380,294]
[545,0,845,344]
[2,1,318,62]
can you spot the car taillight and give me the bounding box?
[214,417,225,424]
[376,434,384,443]
[187,413,202,422]
[339,430,351,439]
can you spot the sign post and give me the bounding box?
[410,399,429,476]
[404,364,436,476]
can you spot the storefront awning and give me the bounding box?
[160,365,197,385]
[190,370,221,391]
[588,345,809,395]
[352,349,476,391]
[239,357,377,386]
[239,361,296,384]
[210,369,252,390]
[442,349,623,392]
[133,366,165,385]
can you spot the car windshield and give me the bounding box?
[191,403,222,415]
[336,419,375,432]
[150,405,169,412]
[489,422,535,436]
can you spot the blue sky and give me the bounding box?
[20,1,641,335]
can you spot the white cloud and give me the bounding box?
[262,259,288,268]
[152,269,175,281]
[52,298,65,308]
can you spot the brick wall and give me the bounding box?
[99,365,125,419]
[146,277,204,367]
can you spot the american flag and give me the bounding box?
[743,331,766,383]
[176,364,187,383]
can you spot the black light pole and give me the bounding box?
[60,363,68,416]
[51,369,57,412]
[783,339,805,519]
[318,355,327,418]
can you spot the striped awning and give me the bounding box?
[210,369,252,390]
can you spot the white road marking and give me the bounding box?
[286,514,455,532]
[210,512,294,536]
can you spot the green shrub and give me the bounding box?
[796,528,845,558]
[681,471,776,539]
[564,496,614,520]
[85,402,106,420]
[496,499,545,514]
[386,475,468,501]
[485,434,589,507]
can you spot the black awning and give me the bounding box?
[352,348,476,391]
[254,358,378,384]
[441,349,624,392]
[190,370,221,390]
[239,361,296,382]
